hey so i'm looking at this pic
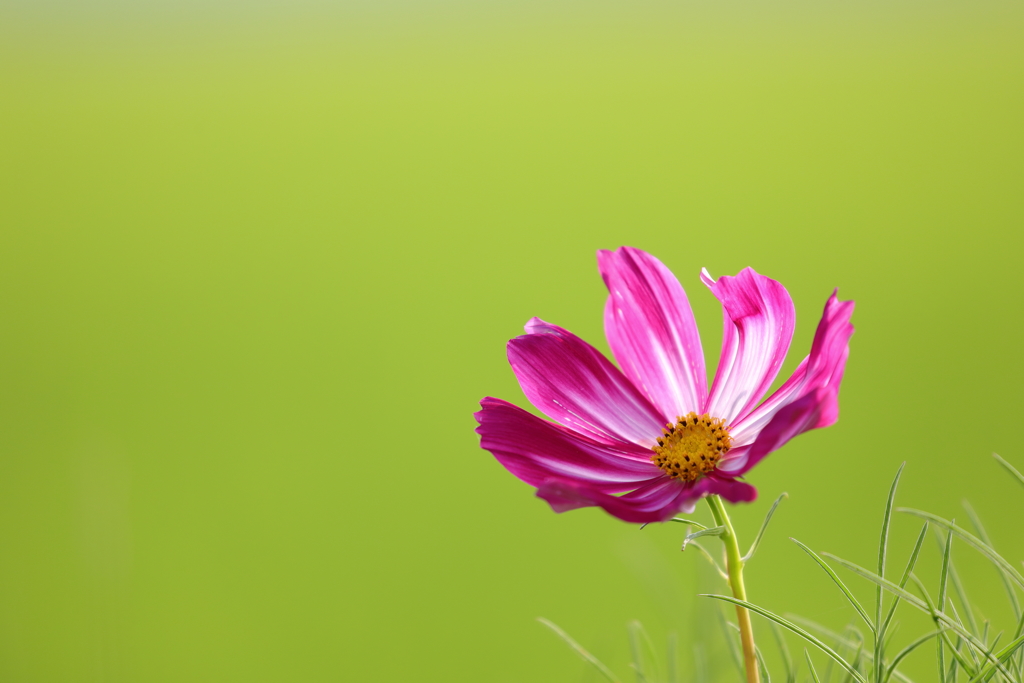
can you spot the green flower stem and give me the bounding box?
[707,495,761,683]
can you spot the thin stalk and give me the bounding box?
[707,495,760,683]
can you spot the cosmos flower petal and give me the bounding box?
[536,476,693,523]
[702,475,758,504]
[730,291,855,446]
[725,387,840,477]
[598,247,707,419]
[475,398,661,493]
[704,268,797,423]
[507,318,668,446]
[714,444,752,474]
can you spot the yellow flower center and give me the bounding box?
[651,412,733,481]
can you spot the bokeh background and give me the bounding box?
[2,0,1023,681]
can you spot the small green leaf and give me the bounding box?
[743,492,788,563]
[682,525,725,551]
[670,517,709,530]
[537,618,621,683]
[701,594,866,683]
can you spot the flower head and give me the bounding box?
[475,247,855,524]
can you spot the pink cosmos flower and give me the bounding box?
[475,247,854,523]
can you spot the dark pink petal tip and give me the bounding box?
[535,477,686,524]
[729,288,854,449]
[703,475,758,504]
[475,397,661,493]
[705,267,797,423]
[534,472,758,524]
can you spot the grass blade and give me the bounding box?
[993,453,1024,490]
[946,553,980,638]
[716,605,745,677]
[937,631,948,683]
[537,618,621,683]
[962,500,1022,622]
[666,632,678,683]
[1011,610,1024,680]
[939,629,978,679]
[896,509,1024,591]
[880,523,929,638]
[693,646,707,683]
[844,638,865,683]
[787,616,917,683]
[791,538,875,634]
[877,463,906,683]
[701,594,866,683]
[627,621,647,683]
[743,492,788,563]
[821,558,927,613]
[964,631,1024,683]
[822,555,1014,680]
[963,498,1024,679]
[805,649,823,683]
[884,630,943,683]
[771,621,795,683]
[756,644,773,683]
[946,602,981,670]
[938,524,954,618]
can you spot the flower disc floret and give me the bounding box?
[652,413,732,481]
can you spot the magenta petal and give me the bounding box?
[598,247,707,420]
[507,318,667,446]
[727,387,840,477]
[475,398,661,492]
[715,444,752,474]
[705,268,796,423]
[731,291,855,446]
[536,476,691,523]
[535,470,756,523]
[702,475,758,503]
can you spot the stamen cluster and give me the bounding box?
[651,412,732,481]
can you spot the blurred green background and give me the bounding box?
[1,0,1023,681]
